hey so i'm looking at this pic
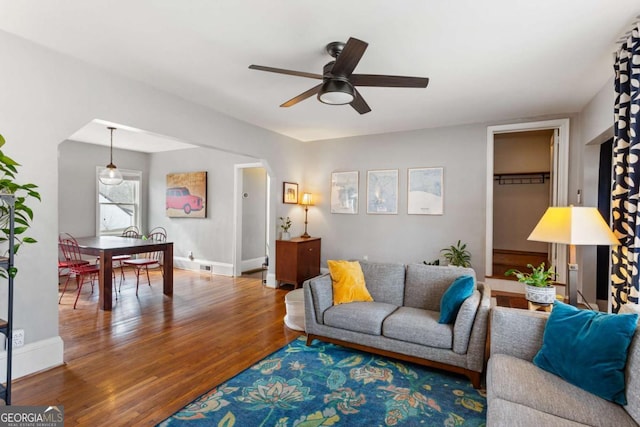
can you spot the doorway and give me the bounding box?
[233,162,271,278]
[485,119,570,292]
[491,130,554,278]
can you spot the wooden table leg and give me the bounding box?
[99,251,113,311]
[163,244,173,296]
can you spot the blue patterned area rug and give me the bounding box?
[158,337,486,427]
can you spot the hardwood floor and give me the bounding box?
[15,269,302,426]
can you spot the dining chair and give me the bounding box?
[58,236,89,278]
[58,233,101,309]
[113,226,141,288]
[122,230,166,295]
[147,226,167,239]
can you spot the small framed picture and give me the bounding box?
[283,182,299,204]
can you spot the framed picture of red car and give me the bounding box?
[166,171,207,218]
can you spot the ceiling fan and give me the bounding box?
[249,37,429,114]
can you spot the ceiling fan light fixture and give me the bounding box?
[99,126,123,186]
[318,79,355,105]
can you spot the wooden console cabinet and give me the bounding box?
[276,237,321,288]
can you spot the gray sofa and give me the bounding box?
[487,306,640,426]
[303,261,491,388]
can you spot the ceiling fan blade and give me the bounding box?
[331,37,368,77]
[249,65,322,80]
[280,84,323,107]
[351,74,429,88]
[350,89,371,114]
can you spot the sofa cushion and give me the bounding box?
[533,301,638,405]
[488,398,589,427]
[404,264,476,311]
[439,275,474,324]
[327,260,373,305]
[487,353,637,427]
[383,307,452,349]
[323,302,398,335]
[359,261,406,306]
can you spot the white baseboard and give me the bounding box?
[0,336,64,379]
[265,272,277,288]
[173,256,233,277]
[241,257,266,272]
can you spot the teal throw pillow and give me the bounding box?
[439,275,475,324]
[533,301,638,405]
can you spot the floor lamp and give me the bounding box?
[527,206,620,306]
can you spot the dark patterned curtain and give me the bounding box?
[611,23,640,312]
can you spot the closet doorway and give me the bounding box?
[485,119,569,291]
[492,130,554,278]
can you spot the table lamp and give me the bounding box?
[300,193,313,238]
[527,206,620,306]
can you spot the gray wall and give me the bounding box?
[242,168,267,262]
[302,124,488,277]
[148,147,256,264]
[58,140,151,236]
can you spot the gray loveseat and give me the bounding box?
[487,306,640,426]
[303,261,491,388]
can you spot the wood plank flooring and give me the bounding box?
[14,269,302,426]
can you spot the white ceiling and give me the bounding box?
[1,1,639,144]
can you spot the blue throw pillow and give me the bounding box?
[439,275,475,324]
[533,301,638,405]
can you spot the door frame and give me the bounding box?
[485,118,570,280]
[233,161,273,278]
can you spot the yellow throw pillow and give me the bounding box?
[328,260,373,305]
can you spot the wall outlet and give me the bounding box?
[6,329,24,349]
[363,255,368,261]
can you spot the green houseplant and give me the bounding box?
[505,262,557,304]
[0,134,40,277]
[441,240,471,267]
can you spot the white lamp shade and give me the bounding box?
[527,206,620,246]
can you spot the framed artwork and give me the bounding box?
[283,182,298,204]
[330,171,359,214]
[166,171,207,218]
[408,167,444,215]
[367,169,398,214]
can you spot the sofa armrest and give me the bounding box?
[490,306,549,362]
[463,282,491,372]
[303,273,333,325]
[452,289,481,354]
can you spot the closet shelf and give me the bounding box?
[494,172,550,185]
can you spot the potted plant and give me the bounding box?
[505,262,557,304]
[0,135,40,269]
[441,240,471,267]
[279,216,292,240]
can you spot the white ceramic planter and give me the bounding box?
[280,231,290,241]
[525,284,556,304]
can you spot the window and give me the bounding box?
[97,168,142,235]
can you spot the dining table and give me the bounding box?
[74,236,174,310]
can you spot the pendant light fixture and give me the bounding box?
[99,126,123,186]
